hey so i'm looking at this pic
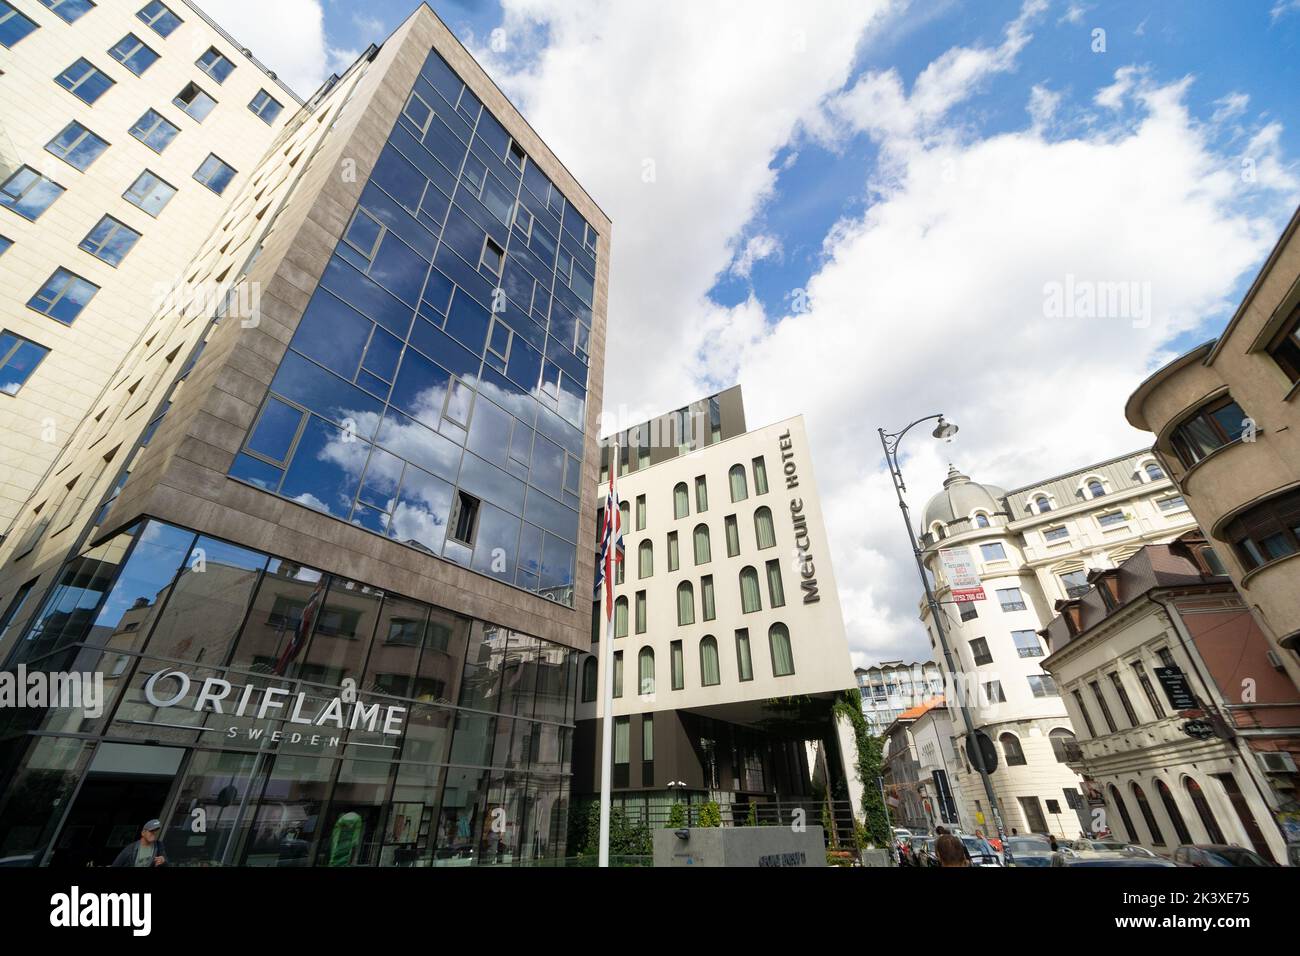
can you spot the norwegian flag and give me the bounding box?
[592,466,624,619]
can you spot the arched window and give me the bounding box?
[754,506,776,549]
[700,636,720,686]
[614,596,628,638]
[1000,732,1027,766]
[638,540,653,578]
[739,566,761,613]
[975,512,991,528]
[638,646,655,695]
[1035,496,1052,513]
[673,482,689,519]
[1131,782,1165,846]
[1107,784,1138,843]
[582,656,597,702]
[1184,776,1226,844]
[729,464,748,502]
[1087,479,1105,499]
[1145,462,1165,481]
[930,522,947,540]
[769,623,793,676]
[1156,779,1192,845]
[619,501,630,533]
[1049,728,1077,763]
[677,581,695,626]
[693,524,711,565]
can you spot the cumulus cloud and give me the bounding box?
[198,0,358,98]
[731,234,782,278]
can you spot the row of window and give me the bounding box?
[968,629,1043,665]
[629,508,778,577]
[610,560,787,636]
[953,586,1027,622]
[1106,774,1234,850]
[1069,648,1175,738]
[582,625,797,701]
[1027,463,1166,515]
[1,2,286,124]
[979,674,1058,703]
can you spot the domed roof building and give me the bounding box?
[922,465,1008,539]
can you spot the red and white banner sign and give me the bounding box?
[939,546,986,602]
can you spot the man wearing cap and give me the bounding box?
[111,819,168,867]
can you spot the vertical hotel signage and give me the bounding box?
[779,429,820,605]
[938,546,986,602]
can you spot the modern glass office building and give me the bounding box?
[0,4,608,866]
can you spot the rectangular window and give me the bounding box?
[983,680,1006,704]
[613,714,628,756]
[1096,510,1127,528]
[1012,629,1043,658]
[1072,689,1098,737]
[0,578,38,647]
[129,109,180,153]
[1,166,64,220]
[959,601,978,621]
[248,89,284,124]
[1089,680,1117,731]
[725,514,740,556]
[612,652,623,699]
[642,715,654,762]
[636,494,646,530]
[137,0,181,36]
[108,33,159,75]
[1266,304,1300,384]
[123,170,177,217]
[56,59,115,105]
[0,235,9,256]
[701,575,715,620]
[197,47,235,84]
[1,2,39,47]
[1157,495,1187,512]
[635,590,646,634]
[28,268,98,324]
[765,559,785,608]
[736,630,753,681]
[980,542,1007,561]
[996,587,1027,612]
[1044,525,1069,542]
[174,82,217,122]
[78,215,142,266]
[450,491,480,545]
[1133,661,1165,719]
[1060,569,1089,598]
[671,640,684,690]
[1028,674,1059,697]
[479,236,505,277]
[45,122,109,172]
[1109,672,1138,726]
[40,0,96,23]
[695,475,708,512]
[752,456,768,495]
[194,153,236,194]
[970,637,993,665]
[0,331,50,396]
[667,531,679,571]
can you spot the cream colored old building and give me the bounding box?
[1126,204,1300,693]
[572,387,860,832]
[0,0,295,530]
[918,451,1198,837]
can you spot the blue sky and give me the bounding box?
[214,0,1300,665]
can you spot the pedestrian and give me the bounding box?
[111,819,167,867]
[935,834,969,867]
[1049,835,1060,852]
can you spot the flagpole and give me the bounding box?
[598,440,619,868]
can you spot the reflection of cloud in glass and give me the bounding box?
[290,491,331,513]
[387,468,453,556]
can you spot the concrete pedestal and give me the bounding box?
[652,826,826,867]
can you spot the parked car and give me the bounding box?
[1172,844,1277,867]
[1054,851,1178,867]
[1004,835,1059,867]
[909,836,935,867]
[961,835,1002,866]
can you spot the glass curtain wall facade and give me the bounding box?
[0,518,577,867]
[227,48,597,607]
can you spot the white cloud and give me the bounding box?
[1027,83,1060,128]
[1211,91,1250,124]
[198,0,354,98]
[471,0,895,426]
[731,234,782,278]
[1094,64,1146,110]
[1271,0,1300,21]
[1059,3,1091,25]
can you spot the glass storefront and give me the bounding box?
[0,518,577,866]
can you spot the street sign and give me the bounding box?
[939,546,986,602]
[1154,665,1197,711]
[1182,719,1216,740]
[965,731,999,774]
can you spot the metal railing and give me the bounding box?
[613,798,861,848]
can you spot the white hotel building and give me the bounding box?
[917,450,1198,837]
[571,387,859,826]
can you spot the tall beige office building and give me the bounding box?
[0,0,296,530]
[0,3,610,868]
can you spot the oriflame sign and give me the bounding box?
[939,546,985,602]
